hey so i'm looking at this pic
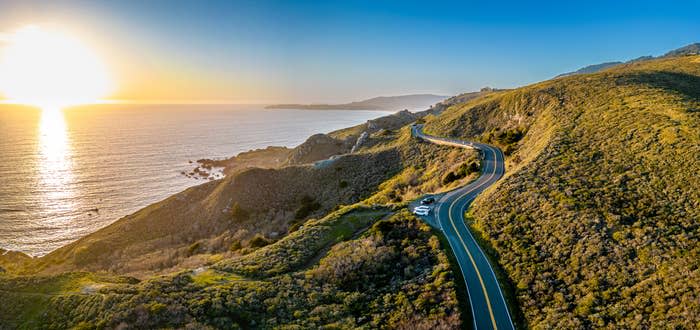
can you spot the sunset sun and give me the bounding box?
[0,26,112,108]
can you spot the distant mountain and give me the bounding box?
[266,94,448,111]
[557,42,699,78]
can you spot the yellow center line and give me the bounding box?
[418,129,508,329]
[447,146,499,330]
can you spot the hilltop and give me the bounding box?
[265,94,448,111]
[556,61,623,78]
[556,42,700,78]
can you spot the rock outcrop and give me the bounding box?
[285,134,353,165]
[350,131,369,153]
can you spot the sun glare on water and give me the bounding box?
[0,26,110,218]
[0,26,112,109]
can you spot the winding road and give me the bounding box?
[412,124,514,330]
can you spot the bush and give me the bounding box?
[229,241,242,251]
[442,161,480,185]
[187,242,201,256]
[230,202,249,221]
[295,195,321,219]
[248,234,271,248]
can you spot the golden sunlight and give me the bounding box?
[38,106,74,202]
[0,26,112,108]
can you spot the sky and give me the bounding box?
[0,0,698,104]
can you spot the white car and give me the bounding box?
[413,205,431,215]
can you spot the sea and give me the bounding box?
[0,103,390,256]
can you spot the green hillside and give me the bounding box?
[0,207,461,329]
[426,55,700,328]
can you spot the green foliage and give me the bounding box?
[216,205,389,277]
[442,161,480,185]
[230,202,249,221]
[0,210,461,329]
[295,195,322,219]
[187,242,202,256]
[248,234,271,248]
[363,128,481,204]
[495,127,525,144]
[229,240,242,251]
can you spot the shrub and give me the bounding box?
[230,241,242,251]
[248,234,271,248]
[230,202,249,221]
[187,242,201,256]
[442,161,480,185]
[295,195,321,219]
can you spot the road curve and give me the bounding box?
[412,124,514,330]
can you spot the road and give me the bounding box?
[412,124,515,330]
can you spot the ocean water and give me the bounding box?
[0,104,389,256]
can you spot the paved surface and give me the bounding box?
[412,124,515,330]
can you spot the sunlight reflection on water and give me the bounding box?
[37,107,76,222]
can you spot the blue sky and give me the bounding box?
[0,0,698,103]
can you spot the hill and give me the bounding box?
[265,94,448,111]
[425,55,700,328]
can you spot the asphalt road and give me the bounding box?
[412,124,514,330]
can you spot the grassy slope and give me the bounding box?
[426,55,700,328]
[0,207,461,329]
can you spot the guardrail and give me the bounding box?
[412,124,481,150]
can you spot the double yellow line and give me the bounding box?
[446,146,499,329]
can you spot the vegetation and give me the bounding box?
[360,126,481,204]
[426,55,700,328]
[229,202,249,221]
[442,161,480,185]
[0,209,461,329]
[294,195,322,220]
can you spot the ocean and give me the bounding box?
[0,104,389,256]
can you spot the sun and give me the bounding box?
[0,26,113,108]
